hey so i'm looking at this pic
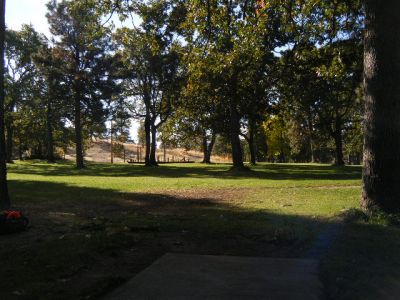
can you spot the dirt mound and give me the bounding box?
[66,140,231,164]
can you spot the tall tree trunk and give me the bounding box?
[74,88,84,169]
[307,114,315,163]
[46,98,55,163]
[333,120,344,166]
[5,122,12,162]
[334,132,344,166]
[149,122,158,166]
[229,100,244,169]
[361,0,400,212]
[18,136,22,160]
[74,50,84,169]
[208,134,216,162]
[201,133,208,163]
[144,113,151,165]
[202,132,216,164]
[0,0,10,209]
[110,121,114,164]
[248,119,256,165]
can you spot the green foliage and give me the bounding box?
[112,142,125,158]
[114,0,185,164]
[46,0,114,160]
[263,115,291,161]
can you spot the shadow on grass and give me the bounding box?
[2,178,331,299]
[8,179,325,242]
[8,161,362,181]
[3,179,394,300]
[322,220,400,300]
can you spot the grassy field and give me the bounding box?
[1,161,399,299]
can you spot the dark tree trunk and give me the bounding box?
[46,98,55,163]
[228,81,245,170]
[0,0,10,209]
[144,113,151,165]
[248,119,256,165]
[229,102,244,169]
[208,134,216,162]
[307,114,315,163]
[18,136,22,160]
[5,122,12,162]
[202,132,216,164]
[74,86,84,169]
[333,121,344,166]
[248,138,256,165]
[74,98,84,169]
[149,122,158,166]
[202,134,208,163]
[361,0,400,212]
[334,132,344,166]
[74,49,84,169]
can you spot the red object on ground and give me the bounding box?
[4,211,23,219]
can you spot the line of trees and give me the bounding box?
[0,0,398,212]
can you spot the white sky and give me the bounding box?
[5,0,140,142]
[6,0,51,36]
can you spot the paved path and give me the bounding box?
[105,253,322,300]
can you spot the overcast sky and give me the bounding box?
[6,0,51,36]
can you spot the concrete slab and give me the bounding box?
[105,253,323,300]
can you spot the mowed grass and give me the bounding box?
[7,161,361,213]
[2,161,399,299]
[8,160,361,190]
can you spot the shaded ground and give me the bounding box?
[106,254,322,300]
[1,183,324,299]
[1,162,398,299]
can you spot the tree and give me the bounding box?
[183,0,290,170]
[361,1,400,212]
[264,115,291,162]
[4,25,43,162]
[115,0,184,166]
[180,59,225,164]
[46,0,111,168]
[280,42,362,166]
[275,0,363,166]
[33,43,71,162]
[0,0,9,208]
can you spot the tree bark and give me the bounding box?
[202,132,216,164]
[74,82,84,169]
[46,98,55,163]
[306,114,315,163]
[5,121,12,162]
[144,113,151,165]
[334,132,344,166]
[229,100,244,169]
[248,119,257,165]
[361,0,400,212]
[149,121,158,166]
[202,133,208,163]
[333,120,344,166]
[0,0,10,209]
[144,115,152,166]
[110,121,114,164]
[74,97,84,169]
[73,48,85,169]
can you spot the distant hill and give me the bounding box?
[65,140,231,164]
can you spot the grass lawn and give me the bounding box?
[1,161,399,299]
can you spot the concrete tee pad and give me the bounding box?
[106,253,322,300]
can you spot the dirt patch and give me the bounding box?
[66,140,231,164]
